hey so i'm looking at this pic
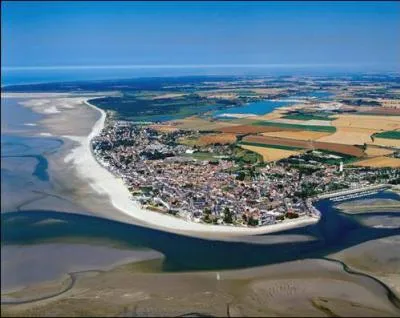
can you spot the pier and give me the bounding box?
[317,184,391,201]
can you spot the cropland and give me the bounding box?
[4,74,400,169]
[241,135,365,157]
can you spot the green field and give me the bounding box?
[231,146,263,164]
[239,141,303,151]
[252,121,336,133]
[183,151,217,160]
[281,149,359,165]
[373,131,400,140]
[282,113,334,121]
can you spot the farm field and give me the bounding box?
[151,93,188,100]
[242,135,365,157]
[252,120,336,133]
[365,146,395,158]
[357,109,400,116]
[172,117,240,131]
[218,125,288,134]
[282,113,334,121]
[149,124,179,133]
[352,156,400,168]
[239,141,302,151]
[373,130,400,140]
[332,114,400,131]
[271,118,333,127]
[197,91,238,99]
[370,137,400,148]
[239,144,301,162]
[183,151,219,161]
[317,127,377,145]
[198,133,237,145]
[262,130,332,141]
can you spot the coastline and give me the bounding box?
[2,93,400,316]
[3,93,320,236]
[66,97,320,236]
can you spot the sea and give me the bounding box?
[1,73,399,293]
[1,66,358,87]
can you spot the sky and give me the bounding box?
[2,1,400,73]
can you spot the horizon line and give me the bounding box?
[2,63,394,71]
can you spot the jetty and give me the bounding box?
[317,184,390,201]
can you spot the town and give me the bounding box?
[92,119,400,228]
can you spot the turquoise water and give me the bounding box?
[212,90,333,117]
[213,100,291,117]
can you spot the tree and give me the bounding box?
[247,216,259,226]
[249,167,255,179]
[362,143,367,151]
[202,207,212,223]
[223,207,233,224]
[236,171,246,181]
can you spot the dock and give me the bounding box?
[317,184,391,201]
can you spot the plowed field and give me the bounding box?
[243,135,365,157]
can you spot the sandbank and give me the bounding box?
[2,258,399,317]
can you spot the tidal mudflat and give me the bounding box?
[2,258,399,317]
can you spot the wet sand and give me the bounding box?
[330,234,400,298]
[1,244,163,294]
[336,198,400,213]
[2,258,399,317]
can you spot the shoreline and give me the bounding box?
[70,98,321,235]
[4,93,320,236]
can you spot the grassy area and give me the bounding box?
[252,121,336,133]
[231,146,263,164]
[183,151,217,160]
[91,92,239,122]
[373,130,400,140]
[312,150,359,165]
[282,113,334,121]
[178,136,199,147]
[279,149,360,165]
[239,141,303,151]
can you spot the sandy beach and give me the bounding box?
[4,92,320,236]
[47,95,319,236]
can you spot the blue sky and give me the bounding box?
[2,1,400,72]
